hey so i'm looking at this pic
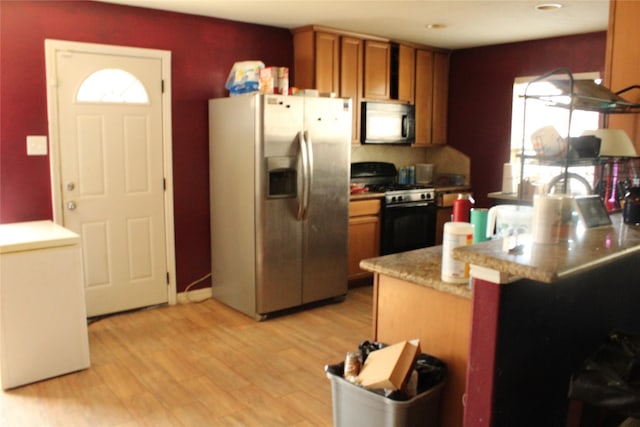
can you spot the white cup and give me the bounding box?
[532,195,563,244]
[502,163,515,194]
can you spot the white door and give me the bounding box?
[50,46,172,317]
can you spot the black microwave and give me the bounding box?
[361,102,415,145]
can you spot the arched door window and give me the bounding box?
[76,68,149,104]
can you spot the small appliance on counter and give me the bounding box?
[623,187,640,224]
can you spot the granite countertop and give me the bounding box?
[359,246,472,299]
[359,214,640,293]
[453,213,640,284]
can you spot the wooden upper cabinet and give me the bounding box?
[414,49,448,146]
[605,0,640,151]
[340,37,364,144]
[292,28,339,93]
[364,40,391,100]
[314,32,340,94]
[397,44,416,104]
[293,26,450,146]
[432,51,450,145]
[414,49,435,146]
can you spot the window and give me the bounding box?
[76,68,149,104]
[509,72,601,195]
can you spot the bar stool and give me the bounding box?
[566,331,640,427]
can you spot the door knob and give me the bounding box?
[66,182,75,191]
[66,201,77,211]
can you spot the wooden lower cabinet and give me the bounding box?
[436,207,452,245]
[373,274,471,427]
[348,199,381,282]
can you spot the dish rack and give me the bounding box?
[516,67,640,211]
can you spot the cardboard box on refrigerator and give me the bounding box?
[357,339,420,390]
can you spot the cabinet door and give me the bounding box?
[414,49,435,146]
[435,207,452,245]
[364,40,391,100]
[432,52,450,145]
[605,0,640,151]
[315,32,340,94]
[397,44,416,104]
[348,215,380,280]
[292,29,315,89]
[341,36,364,144]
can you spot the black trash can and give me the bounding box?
[568,330,640,425]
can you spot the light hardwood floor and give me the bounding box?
[1,286,373,427]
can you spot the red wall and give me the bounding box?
[448,32,607,208]
[0,1,292,292]
[0,0,607,293]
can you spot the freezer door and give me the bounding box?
[256,96,305,314]
[301,97,351,303]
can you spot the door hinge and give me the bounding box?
[161,80,165,93]
[163,177,166,191]
[166,272,170,285]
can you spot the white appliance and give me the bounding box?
[208,94,352,320]
[0,221,90,389]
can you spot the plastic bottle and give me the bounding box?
[452,193,474,222]
[441,222,474,283]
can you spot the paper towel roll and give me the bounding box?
[532,195,562,244]
[502,163,515,194]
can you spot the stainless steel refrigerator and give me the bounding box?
[208,94,351,320]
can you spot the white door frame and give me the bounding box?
[44,39,177,305]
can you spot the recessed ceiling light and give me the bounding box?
[426,23,447,30]
[535,3,563,11]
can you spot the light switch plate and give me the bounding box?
[27,135,48,156]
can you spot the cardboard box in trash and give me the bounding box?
[357,339,420,390]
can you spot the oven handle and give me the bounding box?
[384,201,436,209]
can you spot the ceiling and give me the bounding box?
[98,0,609,49]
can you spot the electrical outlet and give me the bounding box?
[27,135,48,156]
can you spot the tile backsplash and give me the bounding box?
[350,144,471,185]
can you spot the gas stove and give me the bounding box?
[351,162,435,206]
[351,161,437,254]
[382,187,435,206]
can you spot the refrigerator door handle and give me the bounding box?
[303,131,314,220]
[297,131,309,221]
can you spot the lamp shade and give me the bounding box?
[581,129,637,157]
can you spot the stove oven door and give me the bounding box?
[381,201,437,255]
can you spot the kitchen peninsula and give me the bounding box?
[360,214,640,427]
